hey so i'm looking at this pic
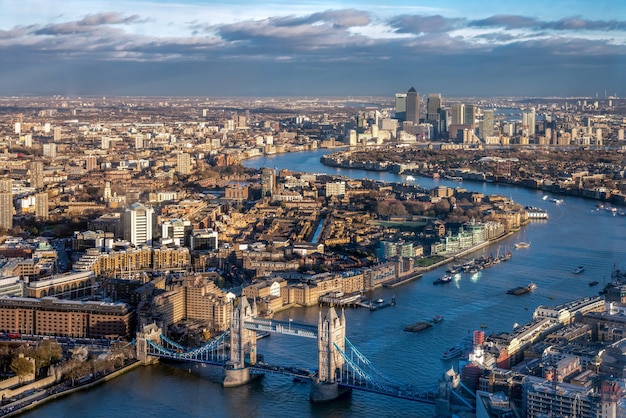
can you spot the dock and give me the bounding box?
[382,273,423,288]
[318,292,363,307]
[358,297,396,311]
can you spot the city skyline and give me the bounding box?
[1,1,626,97]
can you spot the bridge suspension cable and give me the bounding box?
[334,341,438,404]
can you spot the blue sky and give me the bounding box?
[1,0,625,97]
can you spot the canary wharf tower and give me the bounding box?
[406,87,420,124]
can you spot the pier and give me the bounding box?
[318,292,363,307]
[382,273,423,288]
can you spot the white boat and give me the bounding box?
[514,231,531,249]
[405,175,415,181]
[572,266,585,274]
[376,298,384,303]
[542,195,549,201]
[441,345,463,360]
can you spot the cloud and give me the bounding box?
[293,9,370,28]
[470,15,539,29]
[387,14,462,34]
[34,12,142,36]
[1,7,626,97]
[548,17,626,31]
[210,9,376,54]
[470,14,626,31]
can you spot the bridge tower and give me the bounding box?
[224,297,258,387]
[136,323,162,365]
[310,306,351,402]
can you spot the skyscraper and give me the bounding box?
[522,108,536,136]
[394,93,407,122]
[123,203,155,246]
[480,110,494,141]
[405,87,420,124]
[451,103,465,125]
[0,179,13,231]
[464,105,477,128]
[427,94,442,117]
[427,94,442,136]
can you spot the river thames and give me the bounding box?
[21,149,626,417]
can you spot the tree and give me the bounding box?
[376,201,391,217]
[64,359,90,386]
[434,200,451,215]
[10,356,34,382]
[29,340,63,376]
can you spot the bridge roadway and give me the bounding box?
[244,318,318,339]
[250,362,315,380]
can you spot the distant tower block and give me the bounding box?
[0,178,13,231]
[261,167,276,197]
[406,87,420,124]
[29,161,44,189]
[395,93,407,122]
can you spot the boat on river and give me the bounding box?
[441,345,463,360]
[514,231,530,249]
[572,266,585,274]
[507,283,537,295]
[433,274,453,285]
[403,322,433,333]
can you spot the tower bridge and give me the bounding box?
[136,297,474,414]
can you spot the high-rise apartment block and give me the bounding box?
[53,127,62,142]
[29,161,44,189]
[35,192,49,221]
[85,155,98,171]
[0,179,13,231]
[261,168,276,197]
[177,152,191,175]
[43,143,57,158]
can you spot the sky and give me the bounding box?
[1,0,626,98]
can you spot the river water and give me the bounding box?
[22,149,626,417]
